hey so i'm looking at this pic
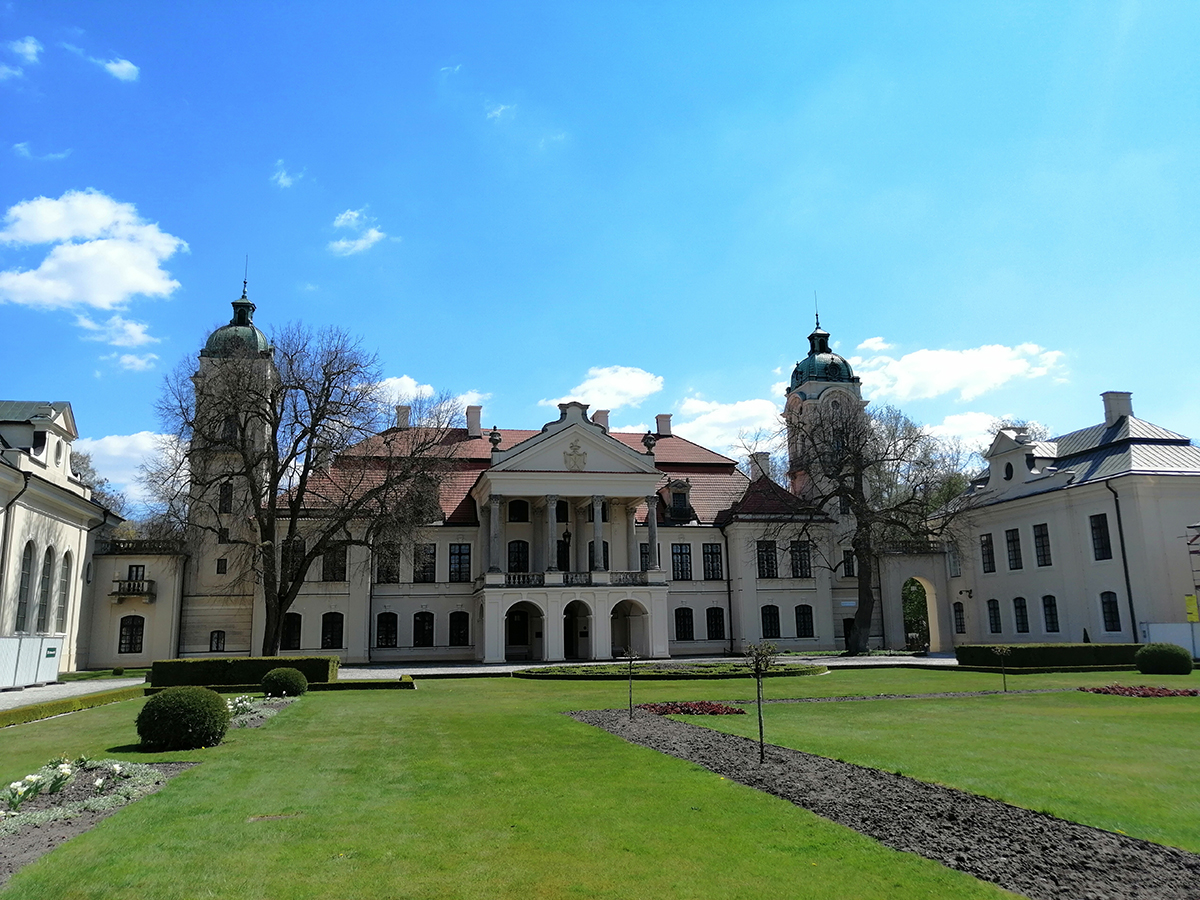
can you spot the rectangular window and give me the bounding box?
[216,558,228,575]
[1090,514,1113,561]
[1101,591,1122,632]
[218,482,233,514]
[281,613,302,651]
[671,544,692,581]
[209,630,226,652]
[980,533,996,573]
[953,602,966,634]
[375,543,401,584]
[674,607,694,641]
[449,610,470,646]
[947,543,961,578]
[1013,597,1029,633]
[756,541,778,579]
[376,613,398,648]
[987,599,1002,634]
[1042,595,1060,633]
[761,605,781,639]
[1005,529,1023,570]
[702,543,723,581]
[127,564,145,582]
[281,537,305,582]
[322,544,347,582]
[839,495,851,515]
[706,607,725,640]
[790,540,812,578]
[842,550,856,578]
[448,544,471,583]
[217,527,230,545]
[413,543,437,583]
[1033,523,1052,567]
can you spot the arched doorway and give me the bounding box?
[504,601,545,662]
[563,600,592,660]
[610,598,649,658]
[901,575,945,652]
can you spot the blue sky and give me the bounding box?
[2,1,1198,500]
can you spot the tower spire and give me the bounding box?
[242,255,249,299]
[814,290,819,329]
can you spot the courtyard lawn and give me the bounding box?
[694,687,1200,853]
[0,676,1019,900]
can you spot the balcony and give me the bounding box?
[564,572,593,586]
[504,573,545,588]
[110,580,156,603]
[97,539,185,556]
[610,571,648,586]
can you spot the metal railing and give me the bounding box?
[111,579,156,596]
[610,571,648,586]
[879,541,944,556]
[97,540,185,556]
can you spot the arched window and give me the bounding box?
[376,612,398,648]
[1100,591,1122,632]
[952,601,966,634]
[761,604,780,639]
[674,607,694,641]
[56,551,72,633]
[209,630,226,652]
[555,499,569,522]
[15,542,34,632]
[119,615,144,654]
[706,607,725,641]
[1042,595,1060,633]
[795,604,814,638]
[1013,597,1029,633]
[986,599,1002,634]
[507,540,530,573]
[321,612,344,649]
[281,612,302,651]
[36,548,54,632]
[508,499,530,522]
[413,611,435,647]
[449,610,470,646]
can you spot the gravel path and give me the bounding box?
[572,708,1200,900]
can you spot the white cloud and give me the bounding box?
[379,375,435,401]
[102,58,138,81]
[271,160,301,188]
[117,352,158,371]
[487,103,514,120]
[74,431,162,502]
[611,422,648,433]
[455,389,491,409]
[770,381,789,398]
[851,343,1065,402]
[923,412,1004,448]
[327,208,387,256]
[673,396,782,454]
[0,189,187,311]
[76,314,159,347]
[301,282,318,291]
[14,142,71,161]
[440,64,461,73]
[540,366,664,412]
[857,336,892,352]
[0,63,22,80]
[9,37,42,64]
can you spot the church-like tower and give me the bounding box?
[783,317,863,496]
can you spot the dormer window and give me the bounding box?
[32,431,46,456]
[672,492,688,511]
[1003,462,1014,481]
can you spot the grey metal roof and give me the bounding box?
[0,400,69,422]
[1052,416,1190,459]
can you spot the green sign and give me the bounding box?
[45,647,57,658]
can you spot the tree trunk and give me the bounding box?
[260,599,281,656]
[849,533,875,655]
[756,675,765,763]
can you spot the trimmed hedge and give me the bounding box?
[145,679,412,694]
[954,643,1141,668]
[0,685,147,728]
[1135,643,1194,675]
[262,667,308,697]
[137,686,231,750]
[150,656,339,687]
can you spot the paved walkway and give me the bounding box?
[0,678,146,713]
[337,653,959,679]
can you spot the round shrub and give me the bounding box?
[112,667,125,676]
[1134,642,1194,675]
[136,686,231,750]
[262,667,308,697]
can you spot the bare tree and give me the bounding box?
[786,402,973,655]
[744,641,778,763]
[144,322,458,656]
[70,450,128,515]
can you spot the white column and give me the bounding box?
[483,597,505,662]
[645,495,660,569]
[547,596,565,661]
[591,495,606,571]
[625,501,639,572]
[545,494,559,571]
[488,495,504,573]
[593,600,613,660]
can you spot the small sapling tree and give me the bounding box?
[621,646,640,720]
[992,644,1012,692]
[744,641,778,763]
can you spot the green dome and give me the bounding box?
[200,292,272,359]
[788,321,858,393]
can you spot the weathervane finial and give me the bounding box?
[242,255,249,298]
[814,290,820,328]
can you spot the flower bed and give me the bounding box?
[1078,684,1200,698]
[634,701,745,716]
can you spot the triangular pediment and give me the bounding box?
[984,428,1027,459]
[490,402,659,475]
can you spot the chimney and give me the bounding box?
[592,409,609,430]
[750,452,772,480]
[655,413,672,437]
[394,405,411,429]
[466,405,482,437]
[1101,391,1133,428]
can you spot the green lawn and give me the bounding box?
[1,667,1195,899]
[58,669,150,682]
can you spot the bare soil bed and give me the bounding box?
[572,708,1200,900]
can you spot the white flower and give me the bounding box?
[9,782,20,791]
[111,765,122,775]
[57,764,72,774]
[24,774,42,783]
[95,777,105,788]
